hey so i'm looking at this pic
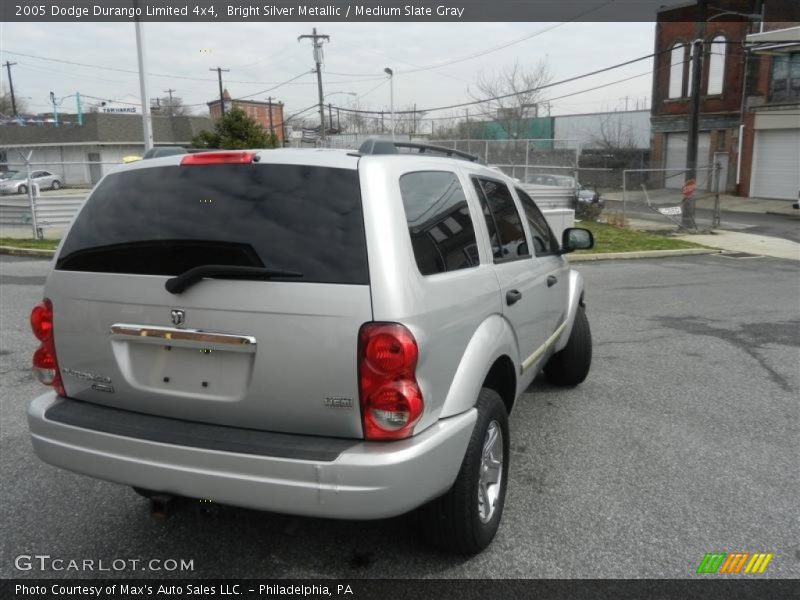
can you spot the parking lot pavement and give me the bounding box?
[1,254,797,579]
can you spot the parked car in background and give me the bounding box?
[525,174,603,207]
[0,170,63,194]
[0,170,19,181]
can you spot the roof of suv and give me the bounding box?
[110,147,513,184]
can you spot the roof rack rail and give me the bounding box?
[357,138,483,163]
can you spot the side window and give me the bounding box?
[472,177,528,262]
[31,171,44,178]
[516,188,560,255]
[399,171,479,276]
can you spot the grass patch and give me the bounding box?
[575,221,707,254]
[0,238,60,250]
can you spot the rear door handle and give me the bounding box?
[547,275,558,288]
[506,289,522,306]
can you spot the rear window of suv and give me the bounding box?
[56,163,369,285]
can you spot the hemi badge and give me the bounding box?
[324,397,354,409]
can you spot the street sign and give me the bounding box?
[658,206,683,216]
[682,179,696,198]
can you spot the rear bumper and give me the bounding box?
[28,393,476,520]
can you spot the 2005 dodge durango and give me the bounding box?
[27,141,594,554]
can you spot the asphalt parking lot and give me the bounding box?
[1,253,797,579]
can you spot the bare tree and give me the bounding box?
[153,95,192,117]
[469,59,552,139]
[589,111,639,151]
[0,91,27,116]
[389,104,427,136]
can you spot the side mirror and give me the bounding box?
[561,227,594,254]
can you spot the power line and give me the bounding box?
[231,71,314,101]
[331,48,672,116]
[79,71,313,109]
[1,48,378,86]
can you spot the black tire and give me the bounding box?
[417,388,510,555]
[544,306,592,386]
[17,184,27,195]
[51,180,61,190]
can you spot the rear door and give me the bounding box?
[47,158,372,438]
[470,176,554,368]
[513,187,569,340]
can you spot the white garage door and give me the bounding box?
[751,129,800,200]
[664,132,711,189]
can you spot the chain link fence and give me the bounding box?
[1,153,122,238]
[621,164,722,232]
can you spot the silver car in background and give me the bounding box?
[0,169,63,194]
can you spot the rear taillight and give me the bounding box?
[30,299,65,396]
[358,323,423,440]
[180,151,256,165]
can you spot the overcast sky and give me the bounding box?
[0,20,661,124]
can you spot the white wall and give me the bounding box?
[554,110,651,150]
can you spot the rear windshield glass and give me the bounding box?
[56,164,368,285]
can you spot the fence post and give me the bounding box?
[713,162,721,229]
[524,142,530,183]
[622,170,628,226]
[19,151,41,239]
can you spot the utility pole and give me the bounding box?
[210,67,230,117]
[267,96,275,136]
[3,61,18,116]
[298,28,330,142]
[328,103,333,133]
[683,0,707,229]
[164,88,176,117]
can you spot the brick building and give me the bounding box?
[207,89,285,143]
[650,0,800,200]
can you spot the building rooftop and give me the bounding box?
[0,112,214,148]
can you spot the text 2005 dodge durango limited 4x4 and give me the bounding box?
[27,141,594,554]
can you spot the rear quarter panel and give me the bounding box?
[359,157,508,433]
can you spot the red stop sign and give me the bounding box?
[682,179,697,198]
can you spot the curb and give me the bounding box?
[0,246,56,258]
[567,248,720,262]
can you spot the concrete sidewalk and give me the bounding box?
[603,191,799,217]
[618,217,800,261]
[676,230,800,261]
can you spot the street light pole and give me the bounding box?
[49,91,58,127]
[384,68,394,139]
[133,4,154,152]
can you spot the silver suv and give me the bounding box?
[27,141,594,554]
